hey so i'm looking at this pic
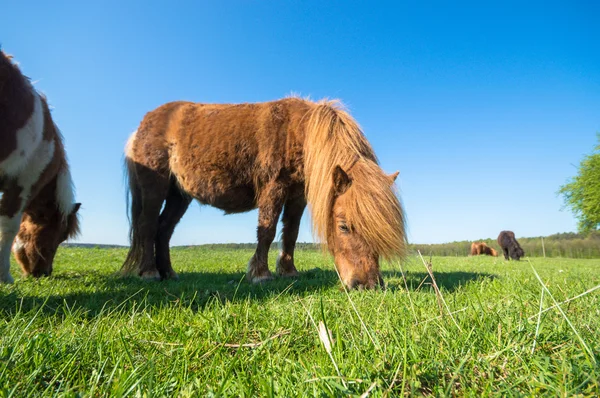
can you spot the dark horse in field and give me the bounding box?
[122,97,407,289]
[497,230,524,260]
[0,50,80,283]
[470,242,498,257]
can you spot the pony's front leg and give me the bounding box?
[0,213,21,284]
[276,189,305,277]
[247,183,286,283]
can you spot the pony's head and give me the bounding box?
[509,245,524,261]
[13,202,80,277]
[304,100,407,290]
[328,163,404,289]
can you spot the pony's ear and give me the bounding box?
[71,203,81,214]
[333,166,352,196]
[388,171,399,183]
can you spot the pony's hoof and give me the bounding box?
[0,274,14,284]
[140,270,161,281]
[277,269,299,278]
[164,270,179,281]
[276,254,299,278]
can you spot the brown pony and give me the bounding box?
[498,230,524,260]
[123,97,407,289]
[470,242,498,257]
[0,50,80,283]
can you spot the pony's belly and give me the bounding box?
[192,184,257,214]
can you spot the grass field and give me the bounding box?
[0,247,599,396]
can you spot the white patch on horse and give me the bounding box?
[12,235,25,252]
[16,139,55,206]
[0,91,44,177]
[56,167,76,215]
[0,214,21,283]
[125,131,137,159]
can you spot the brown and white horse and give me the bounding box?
[123,97,407,289]
[0,50,80,283]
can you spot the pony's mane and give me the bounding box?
[56,165,80,238]
[41,96,80,240]
[65,202,81,239]
[303,99,407,260]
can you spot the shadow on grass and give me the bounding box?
[0,268,496,317]
[382,269,498,292]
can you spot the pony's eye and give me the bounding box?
[339,224,350,233]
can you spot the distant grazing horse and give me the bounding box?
[123,97,407,289]
[0,50,80,283]
[470,242,498,257]
[497,231,524,260]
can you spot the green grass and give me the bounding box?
[1,247,599,396]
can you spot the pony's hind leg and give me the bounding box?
[155,181,192,280]
[138,177,169,280]
[247,181,287,283]
[0,180,25,283]
[0,212,21,284]
[276,187,305,277]
[123,162,169,280]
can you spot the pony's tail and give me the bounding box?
[121,152,144,276]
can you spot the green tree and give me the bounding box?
[559,135,600,233]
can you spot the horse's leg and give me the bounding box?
[247,182,286,283]
[155,182,191,280]
[136,168,170,280]
[0,180,26,283]
[0,212,21,284]
[276,190,306,277]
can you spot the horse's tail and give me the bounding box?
[122,135,143,275]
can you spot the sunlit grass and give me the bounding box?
[0,247,599,396]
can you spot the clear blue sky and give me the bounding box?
[2,1,599,245]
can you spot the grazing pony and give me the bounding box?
[0,50,80,283]
[470,242,498,257]
[123,97,407,289]
[497,230,524,260]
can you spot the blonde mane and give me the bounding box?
[303,100,407,260]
